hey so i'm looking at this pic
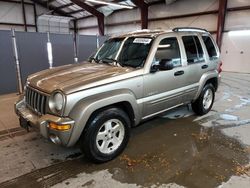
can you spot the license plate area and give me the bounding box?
[19,116,30,132]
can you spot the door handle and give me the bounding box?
[201,65,208,69]
[174,70,184,76]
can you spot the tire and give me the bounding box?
[80,107,130,163]
[192,84,215,116]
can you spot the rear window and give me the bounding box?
[202,36,218,60]
[182,36,204,64]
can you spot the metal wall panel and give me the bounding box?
[98,35,108,46]
[15,32,48,82]
[77,35,97,62]
[50,33,75,67]
[0,31,101,94]
[0,31,17,94]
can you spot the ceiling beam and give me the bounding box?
[30,0,73,17]
[148,0,165,6]
[71,0,104,35]
[52,3,74,14]
[216,0,227,49]
[66,9,84,15]
[54,3,74,11]
[132,0,148,29]
[0,0,34,5]
[48,0,56,4]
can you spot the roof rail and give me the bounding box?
[172,27,208,33]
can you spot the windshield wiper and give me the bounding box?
[102,57,117,63]
[101,58,123,67]
[89,57,99,63]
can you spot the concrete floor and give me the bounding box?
[0,72,250,188]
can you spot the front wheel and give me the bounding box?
[80,108,130,163]
[192,84,215,115]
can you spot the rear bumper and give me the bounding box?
[218,73,222,87]
[15,99,75,146]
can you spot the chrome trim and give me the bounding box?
[142,103,184,120]
[25,86,48,115]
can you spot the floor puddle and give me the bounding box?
[1,116,249,188]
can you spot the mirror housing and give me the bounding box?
[150,60,173,73]
[159,59,174,71]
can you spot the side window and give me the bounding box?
[202,36,218,60]
[154,37,181,67]
[182,36,204,64]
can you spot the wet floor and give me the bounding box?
[1,115,249,188]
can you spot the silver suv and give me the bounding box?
[15,27,222,162]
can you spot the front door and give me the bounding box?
[142,37,187,119]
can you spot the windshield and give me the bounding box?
[118,37,153,68]
[91,37,153,68]
[95,38,123,62]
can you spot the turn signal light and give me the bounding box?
[49,122,71,131]
[218,61,223,73]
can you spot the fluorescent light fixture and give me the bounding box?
[228,30,250,36]
[47,42,53,69]
[86,0,134,9]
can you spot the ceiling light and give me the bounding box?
[228,30,250,36]
[86,0,134,9]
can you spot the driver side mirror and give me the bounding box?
[150,59,174,73]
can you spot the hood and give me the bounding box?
[27,62,137,94]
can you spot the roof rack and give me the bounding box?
[172,27,208,33]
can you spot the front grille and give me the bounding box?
[25,86,48,115]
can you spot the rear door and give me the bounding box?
[179,34,208,102]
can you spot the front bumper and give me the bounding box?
[15,99,75,146]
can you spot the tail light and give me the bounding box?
[218,61,222,73]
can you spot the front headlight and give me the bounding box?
[49,91,65,114]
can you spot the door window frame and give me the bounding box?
[150,35,184,70]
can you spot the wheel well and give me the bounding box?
[87,101,135,127]
[205,77,218,91]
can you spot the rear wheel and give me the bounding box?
[192,84,215,115]
[80,108,130,163]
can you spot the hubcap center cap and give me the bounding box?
[108,133,112,139]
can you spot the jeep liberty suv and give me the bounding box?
[15,27,222,162]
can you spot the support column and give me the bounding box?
[33,4,38,32]
[132,0,148,29]
[97,15,104,36]
[216,0,227,49]
[21,0,27,31]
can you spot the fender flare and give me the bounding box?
[194,70,219,100]
[67,89,140,146]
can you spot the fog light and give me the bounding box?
[49,134,61,145]
[49,122,71,131]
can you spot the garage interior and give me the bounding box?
[0,0,250,187]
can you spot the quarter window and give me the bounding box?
[154,37,181,67]
[202,36,218,60]
[182,36,204,64]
